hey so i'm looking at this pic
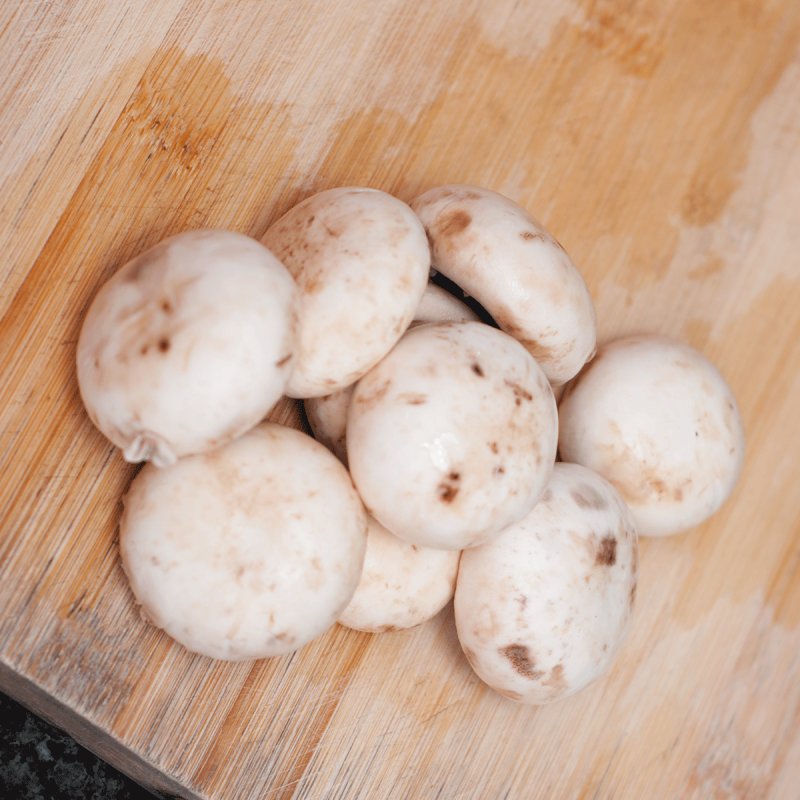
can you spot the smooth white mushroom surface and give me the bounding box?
[411,184,596,385]
[77,230,296,467]
[120,423,367,661]
[304,282,478,465]
[413,282,480,324]
[455,463,638,705]
[558,335,745,537]
[347,321,558,550]
[263,187,429,398]
[338,515,460,633]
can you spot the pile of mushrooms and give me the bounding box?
[77,184,744,705]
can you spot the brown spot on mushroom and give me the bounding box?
[375,624,400,633]
[504,379,533,405]
[515,594,528,610]
[596,535,617,566]
[140,345,149,355]
[158,338,170,353]
[324,223,342,238]
[398,392,427,405]
[438,471,461,503]
[571,484,608,510]
[302,272,322,294]
[542,663,566,691]
[161,300,173,313]
[275,353,292,367]
[500,643,544,680]
[489,441,499,454]
[438,209,472,237]
[629,582,637,607]
[520,230,544,242]
[540,488,554,503]
[471,362,485,377]
[493,465,506,477]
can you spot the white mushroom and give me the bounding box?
[338,515,460,633]
[558,335,745,537]
[455,463,638,704]
[347,321,558,550]
[304,282,478,465]
[413,282,480,324]
[120,423,367,661]
[263,187,429,398]
[77,230,296,467]
[305,386,352,465]
[411,185,596,385]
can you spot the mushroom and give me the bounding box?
[558,335,745,537]
[413,282,480,325]
[338,515,460,633]
[455,462,638,704]
[263,187,430,398]
[305,386,352,465]
[304,282,478,465]
[411,185,596,385]
[120,423,367,661]
[347,321,558,550]
[76,230,296,467]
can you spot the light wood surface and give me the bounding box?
[2,1,799,797]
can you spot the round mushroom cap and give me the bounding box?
[76,230,296,467]
[455,463,638,705]
[304,282,478,465]
[120,423,367,661]
[411,184,596,385]
[338,515,460,633]
[347,321,558,550]
[558,335,745,537]
[263,187,430,398]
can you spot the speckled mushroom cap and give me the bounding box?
[455,463,638,705]
[120,423,367,661]
[338,515,460,633]
[263,187,430,398]
[76,230,296,467]
[558,335,745,537]
[347,321,558,550]
[411,184,596,385]
[304,282,479,465]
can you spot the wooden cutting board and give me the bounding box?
[2,1,799,797]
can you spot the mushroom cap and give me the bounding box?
[455,462,638,705]
[76,230,296,467]
[558,335,745,537]
[304,385,353,465]
[120,423,367,661]
[347,321,558,550]
[338,515,460,633]
[263,187,429,398]
[413,282,480,324]
[411,184,596,385]
[304,283,478,465]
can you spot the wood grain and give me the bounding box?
[1,1,799,797]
